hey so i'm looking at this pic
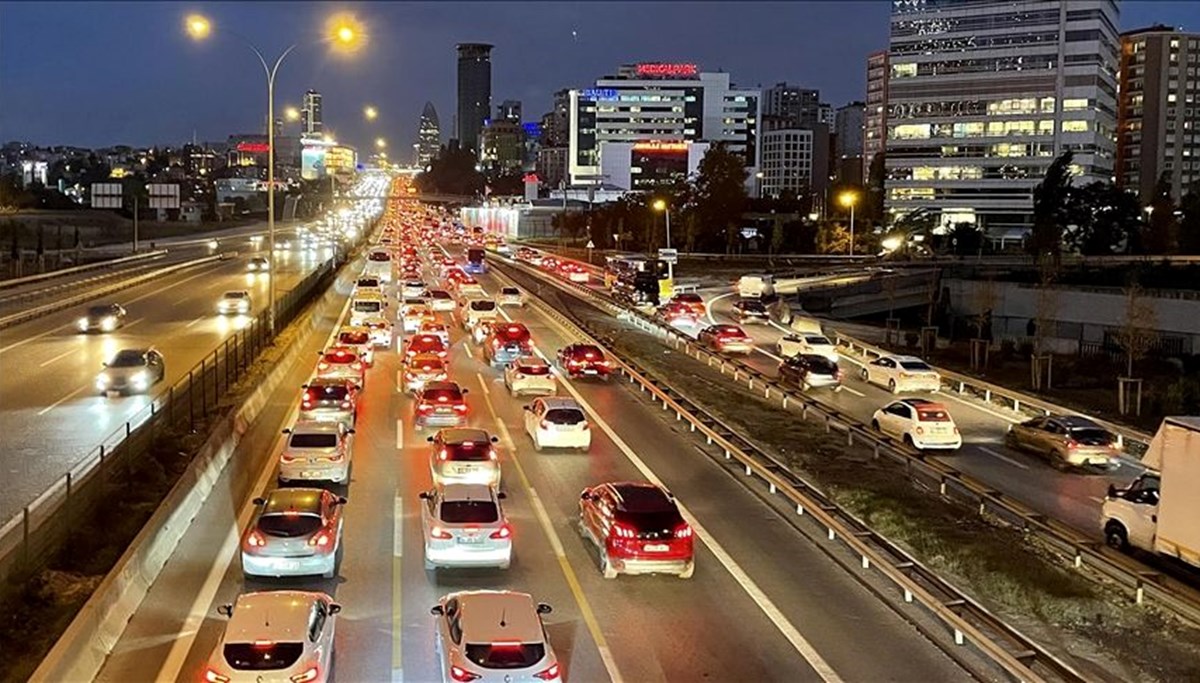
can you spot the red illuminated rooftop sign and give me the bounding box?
[636,63,698,78]
[633,141,689,153]
[237,142,270,153]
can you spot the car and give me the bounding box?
[471,319,495,345]
[217,290,252,315]
[335,325,375,366]
[456,280,486,299]
[96,347,165,395]
[515,246,537,262]
[354,276,384,298]
[731,298,770,324]
[777,332,840,363]
[402,354,450,393]
[697,324,754,354]
[428,289,457,312]
[540,256,559,271]
[459,297,499,330]
[419,484,512,570]
[557,261,589,283]
[279,421,354,484]
[445,267,470,285]
[860,355,941,393]
[77,303,128,333]
[204,590,340,683]
[524,397,591,452]
[362,316,393,348]
[402,280,429,299]
[299,378,360,426]
[504,356,556,396]
[579,481,694,579]
[1004,415,1120,468]
[495,286,525,308]
[404,333,449,360]
[414,381,470,429]
[658,301,698,326]
[431,591,561,683]
[349,292,387,326]
[246,256,270,272]
[241,488,346,579]
[427,428,501,488]
[484,323,533,367]
[872,399,962,450]
[556,343,612,379]
[778,354,843,391]
[316,346,367,386]
[668,292,707,317]
[401,303,436,333]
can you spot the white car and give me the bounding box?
[279,421,354,484]
[350,293,387,326]
[871,398,962,450]
[217,290,252,315]
[419,321,452,347]
[241,487,345,579]
[205,591,340,683]
[316,346,367,386]
[431,591,561,683]
[428,428,501,488]
[459,298,499,330]
[428,289,456,312]
[402,303,434,333]
[420,484,512,570]
[402,280,429,299]
[777,333,840,363]
[498,286,525,307]
[335,325,374,366]
[504,357,556,396]
[524,397,591,452]
[354,276,384,299]
[861,354,942,393]
[363,316,393,348]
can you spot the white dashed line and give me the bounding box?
[977,446,1029,470]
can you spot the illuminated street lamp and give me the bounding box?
[375,138,387,149]
[186,12,364,333]
[839,190,860,255]
[364,105,378,120]
[652,198,673,280]
[284,106,301,121]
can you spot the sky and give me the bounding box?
[2,1,1199,156]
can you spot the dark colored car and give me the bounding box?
[557,343,612,379]
[77,303,128,333]
[731,298,769,324]
[778,354,842,391]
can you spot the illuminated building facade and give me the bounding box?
[884,0,1119,238]
[599,141,710,191]
[457,43,493,153]
[416,101,441,169]
[301,90,323,136]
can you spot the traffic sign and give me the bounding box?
[586,240,595,249]
[658,248,678,264]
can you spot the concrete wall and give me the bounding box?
[946,279,1200,355]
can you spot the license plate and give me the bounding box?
[455,466,473,475]
[436,408,452,414]
[277,560,301,570]
[583,369,598,375]
[644,543,669,552]
[458,536,484,545]
[301,471,320,479]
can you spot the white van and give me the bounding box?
[738,274,775,298]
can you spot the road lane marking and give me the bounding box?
[754,346,785,363]
[393,495,404,683]
[476,375,623,683]
[37,385,86,415]
[706,291,734,325]
[396,419,405,449]
[38,347,77,367]
[840,385,865,397]
[978,446,1029,470]
[185,315,205,328]
[1088,496,1104,504]
[475,371,490,395]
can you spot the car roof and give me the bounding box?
[887,355,926,363]
[605,481,674,512]
[290,420,343,434]
[539,397,581,410]
[263,488,325,515]
[440,483,496,503]
[514,356,549,367]
[454,591,544,643]
[227,591,325,643]
[440,428,491,444]
[897,398,942,409]
[222,290,249,297]
[1054,415,1104,428]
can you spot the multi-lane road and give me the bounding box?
[93,220,977,682]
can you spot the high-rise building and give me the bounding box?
[498,100,522,123]
[863,50,889,184]
[568,62,760,187]
[1118,25,1200,203]
[760,128,828,200]
[416,101,441,168]
[479,119,524,175]
[301,90,323,136]
[763,83,822,128]
[456,43,494,153]
[835,102,865,184]
[884,0,1120,237]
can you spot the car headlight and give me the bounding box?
[101,316,117,330]
[78,318,89,330]
[96,374,111,388]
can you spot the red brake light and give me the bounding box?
[341,400,351,409]
[450,665,480,682]
[437,396,448,403]
[674,524,693,539]
[309,529,334,549]
[246,530,266,547]
[351,362,362,371]
[438,448,449,461]
[612,523,637,539]
[318,362,330,370]
[453,404,468,413]
[489,524,512,539]
[533,662,561,680]
[431,525,453,540]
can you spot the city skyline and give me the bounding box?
[4,1,1196,152]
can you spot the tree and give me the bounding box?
[1114,280,1158,378]
[947,222,983,256]
[415,145,484,197]
[1063,181,1143,255]
[1028,151,1074,258]
[1143,172,1179,254]
[691,143,747,254]
[815,220,850,254]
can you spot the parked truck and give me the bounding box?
[1101,416,1200,569]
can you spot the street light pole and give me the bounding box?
[848,201,855,256]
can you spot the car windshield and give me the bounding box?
[324,351,358,364]
[495,326,530,343]
[109,350,145,367]
[674,294,702,303]
[739,301,766,311]
[570,346,603,359]
[899,360,932,371]
[517,363,550,375]
[423,388,462,403]
[223,642,304,671]
[257,513,322,538]
[290,433,338,449]
[916,408,951,422]
[358,278,379,286]
[87,305,114,316]
[544,408,585,425]
[801,357,839,373]
[502,287,520,296]
[412,360,446,373]
[805,336,832,345]
[470,301,497,311]
[339,331,370,345]
[223,291,247,299]
[368,252,390,262]
[716,326,743,335]
[1069,428,1113,443]
[308,385,348,401]
[431,290,451,299]
[354,301,381,313]
[464,643,545,670]
[446,442,492,461]
[439,500,499,524]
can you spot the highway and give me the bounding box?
[93,222,975,682]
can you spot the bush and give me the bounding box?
[1161,376,1200,414]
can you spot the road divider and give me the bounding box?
[0,249,168,291]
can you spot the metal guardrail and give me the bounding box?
[494,257,1200,632]
[493,261,1084,683]
[0,249,169,291]
[0,253,230,331]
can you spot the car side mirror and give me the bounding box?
[252,497,266,506]
[101,362,108,368]
[430,605,444,616]
[536,603,553,615]
[282,428,292,434]
[522,405,531,412]
[328,603,342,615]
[497,491,507,500]
[426,436,434,443]
[419,491,432,500]
[580,491,592,501]
[301,384,309,389]
[337,496,348,505]
[347,428,356,434]
[461,388,469,394]
[490,436,499,443]
[217,604,233,617]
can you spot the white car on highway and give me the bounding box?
[431,591,561,683]
[349,292,387,326]
[217,290,252,315]
[205,590,340,683]
[419,484,512,570]
[498,286,525,307]
[363,316,393,348]
[428,428,501,488]
[504,357,556,396]
[777,333,840,363]
[335,325,374,366]
[240,487,345,579]
[524,397,591,452]
[402,280,429,299]
[279,421,354,484]
[871,398,962,450]
[428,289,456,312]
[354,276,384,299]
[861,354,941,393]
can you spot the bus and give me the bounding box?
[464,247,487,274]
[605,254,672,307]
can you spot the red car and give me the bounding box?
[579,481,694,579]
[659,301,698,325]
[404,334,448,359]
[668,292,707,318]
[557,343,612,379]
[484,323,533,366]
[557,261,590,283]
[414,381,470,428]
[541,256,560,271]
[697,324,754,354]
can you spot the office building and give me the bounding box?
[1118,25,1200,203]
[763,83,822,128]
[417,101,442,168]
[301,90,323,136]
[599,141,710,192]
[835,102,865,183]
[536,146,568,189]
[498,100,522,123]
[479,118,525,175]
[884,0,1120,238]
[760,128,828,200]
[568,62,760,187]
[864,50,889,184]
[541,89,572,148]
[457,43,494,152]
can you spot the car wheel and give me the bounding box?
[871,419,881,431]
[903,434,916,449]
[1104,522,1130,552]
[1003,432,1018,449]
[860,368,869,381]
[888,379,898,393]
[1049,450,1069,471]
[599,552,617,580]
[678,560,695,580]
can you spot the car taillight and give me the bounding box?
[290,666,320,683]
[453,404,468,413]
[612,523,637,539]
[318,362,329,370]
[449,665,480,682]
[1066,440,1079,450]
[280,453,297,463]
[418,404,433,413]
[568,359,581,367]
[438,448,449,461]
[203,668,230,683]
[490,524,512,540]
[341,400,351,409]
[302,400,313,409]
[540,419,552,429]
[431,526,453,540]
[351,362,363,371]
[674,523,693,539]
[245,530,266,548]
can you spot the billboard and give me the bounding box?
[90,182,123,209]
[301,146,327,180]
[147,183,181,209]
[325,145,356,173]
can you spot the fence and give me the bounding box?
[0,254,340,595]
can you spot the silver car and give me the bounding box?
[96,347,165,395]
[279,421,354,484]
[217,290,252,315]
[431,591,561,683]
[1005,415,1120,468]
[428,428,501,488]
[420,484,512,570]
[241,488,346,579]
[206,591,340,683]
[299,378,360,427]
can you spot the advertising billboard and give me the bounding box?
[301,146,327,180]
[324,146,357,174]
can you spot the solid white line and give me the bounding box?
[396,419,405,450]
[1087,496,1104,504]
[755,346,785,363]
[37,385,86,415]
[393,496,404,557]
[841,386,866,397]
[936,390,1023,425]
[38,347,76,368]
[475,371,490,395]
[184,315,205,329]
[977,446,1029,470]
[706,291,734,325]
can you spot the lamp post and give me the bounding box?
[186,12,362,334]
[838,190,859,256]
[364,105,378,121]
[652,198,672,280]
